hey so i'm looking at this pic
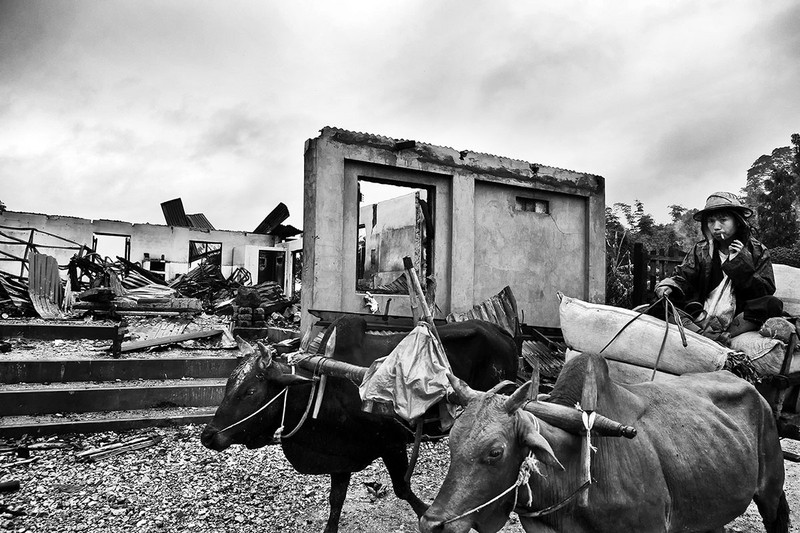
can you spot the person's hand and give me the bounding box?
[728,239,743,259]
[655,286,672,299]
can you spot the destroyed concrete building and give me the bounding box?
[0,199,302,300]
[302,127,605,330]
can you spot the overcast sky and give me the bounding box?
[2,0,798,231]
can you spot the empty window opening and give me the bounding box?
[516,197,549,214]
[356,178,434,294]
[92,233,130,262]
[189,241,222,269]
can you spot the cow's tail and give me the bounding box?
[764,491,790,533]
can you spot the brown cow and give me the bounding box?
[420,352,788,533]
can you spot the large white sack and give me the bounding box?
[774,264,800,316]
[566,349,679,384]
[559,294,728,375]
[729,331,796,375]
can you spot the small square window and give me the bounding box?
[516,197,549,214]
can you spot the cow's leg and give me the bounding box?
[382,446,428,516]
[323,472,351,533]
[754,490,790,533]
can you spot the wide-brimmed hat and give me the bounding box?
[693,191,753,221]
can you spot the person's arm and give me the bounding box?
[655,245,703,301]
[723,241,776,298]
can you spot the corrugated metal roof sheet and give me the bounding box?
[161,198,217,230]
[28,253,64,319]
[270,224,303,239]
[186,213,216,230]
[161,198,191,227]
[254,203,290,234]
[446,285,519,338]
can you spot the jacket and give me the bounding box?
[655,237,775,315]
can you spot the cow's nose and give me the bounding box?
[200,426,224,450]
[199,427,214,447]
[418,515,445,533]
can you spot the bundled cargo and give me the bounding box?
[558,293,729,382]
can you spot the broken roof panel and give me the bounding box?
[161,198,215,230]
[253,203,290,234]
[269,224,303,240]
[160,198,191,227]
[186,213,215,231]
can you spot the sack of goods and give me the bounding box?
[558,293,729,384]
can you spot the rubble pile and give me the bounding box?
[0,248,299,359]
[231,285,297,329]
[0,249,295,326]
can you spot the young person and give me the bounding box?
[654,191,782,341]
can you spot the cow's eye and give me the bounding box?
[488,448,503,460]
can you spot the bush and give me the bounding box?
[769,246,800,268]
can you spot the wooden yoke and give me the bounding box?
[521,401,636,439]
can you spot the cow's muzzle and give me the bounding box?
[200,425,231,451]
[419,513,470,533]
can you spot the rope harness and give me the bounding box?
[216,371,319,439]
[599,295,687,381]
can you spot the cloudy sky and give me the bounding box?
[1,0,798,231]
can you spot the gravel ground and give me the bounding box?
[1,425,799,533]
[3,319,800,532]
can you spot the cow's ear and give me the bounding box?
[256,342,273,371]
[446,373,479,406]
[503,381,532,413]
[518,411,564,470]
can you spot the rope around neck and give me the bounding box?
[216,387,288,435]
[215,370,318,438]
[276,378,318,440]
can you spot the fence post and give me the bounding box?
[632,242,648,307]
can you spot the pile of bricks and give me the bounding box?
[232,305,270,328]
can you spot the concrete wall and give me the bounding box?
[0,211,296,289]
[359,193,418,287]
[302,127,605,330]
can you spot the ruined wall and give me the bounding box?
[359,193,417,286]
[0,211,278,282]
[302,127,605,330]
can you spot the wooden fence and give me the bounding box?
[631,243,686,306]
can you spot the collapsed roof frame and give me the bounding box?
[0,224,87,280]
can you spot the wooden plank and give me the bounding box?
[119,329,223,353]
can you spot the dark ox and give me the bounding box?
[200,316,518,533]
[420,352,789,533]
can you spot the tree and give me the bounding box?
[605,207,633,308]
[757,166,798,248]
[669,204,701,249]
[742,133,800,245]
[605,200,686,307]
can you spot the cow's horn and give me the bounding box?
[488,380,517,395]
[446,373,479,406]
[504,381,533,413]
[256,341,273,369]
